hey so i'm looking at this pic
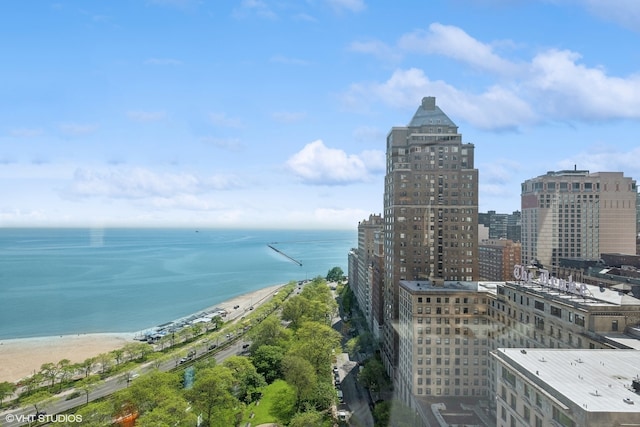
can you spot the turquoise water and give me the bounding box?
[0,228,356,339]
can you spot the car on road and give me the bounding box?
[338,410,347,421]
[337,390,344,403]
[208,343,218,350]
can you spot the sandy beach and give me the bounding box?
[0,283,286,383]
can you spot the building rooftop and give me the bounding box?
[505,279,640,307]
[400,280,494,294]
[408,97,457,128]
[494,348,640,413]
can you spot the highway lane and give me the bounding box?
[1,336,250,427]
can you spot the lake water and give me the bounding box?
[0,228,356,339]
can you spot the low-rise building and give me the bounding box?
[493,348,640,427]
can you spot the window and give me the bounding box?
[552,406,576,427]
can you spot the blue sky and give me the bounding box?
[2,0,640,229]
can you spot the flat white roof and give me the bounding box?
[495,348,640,413]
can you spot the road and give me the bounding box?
[0,333,250,427]
[331,287,374,427]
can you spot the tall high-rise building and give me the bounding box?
[382,96,479,378]
[355,214,383,331]
[521,170,637,274]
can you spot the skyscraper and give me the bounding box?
[521,170,637,274]
[382,96,479,377]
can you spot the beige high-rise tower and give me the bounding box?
[382,96,479,378]
[521,170,637,275]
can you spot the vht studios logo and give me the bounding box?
[4,413,83,424]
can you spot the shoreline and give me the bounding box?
[0,283,288,383]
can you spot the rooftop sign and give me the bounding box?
[513,264,588,297]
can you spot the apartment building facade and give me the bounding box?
[479,239,522,281]
[355,214,383,332]
[382,96,479,378]
[397,280,495,405]
[521,170,637,275]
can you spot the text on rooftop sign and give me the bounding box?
[513,264,588,297]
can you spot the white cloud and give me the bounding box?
[9,128,43,138]
[209,112,242,128]
[352,126,385,143]
[127,111,167,123]
[556,144,640,178]
[326,0,366,13]
[343,22,640,130]
[144,58,182,66]
[271,111,307,123]
[286,140,384,185]
[270,55,310,66]
[398,23,521,75]
[149,194,225,211]
[343,68,536,130]
[348,40,401,62]
[234,0,277,19]
[527,49,640,120]
[67,167,242,200]
[59,122,99,136]
[200,136,244,151]
[577,0,640,31]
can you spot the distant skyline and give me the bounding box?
[2,1,640,229]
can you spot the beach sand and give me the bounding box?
[0,283,286,383]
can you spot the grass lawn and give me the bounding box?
[242,379,294,426]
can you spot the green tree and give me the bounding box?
[111,348,125,366]
[21,372,44,394]
[73,400,117,427]
[57,359,74,389]
[211,315,224,330]
[76,376,100,405]
[0,381,16,407]
[39,362,60,389]
[359,357,389,392]
[114,371,182,418]
[95,352,112,374]
[249,315,291,349]
[21,390,54,415]
[78,357,96,378]
[308,380,336,411]
[222,356,266,403]
[136,397,197,427]
[288,409,325,427]
[186,366,239,427]
[281,354,317,407]
[281,296,311,330]
[289,322,341,375]
[251,344,284,383]
[268,380,297,424]
[326,266,344,282]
